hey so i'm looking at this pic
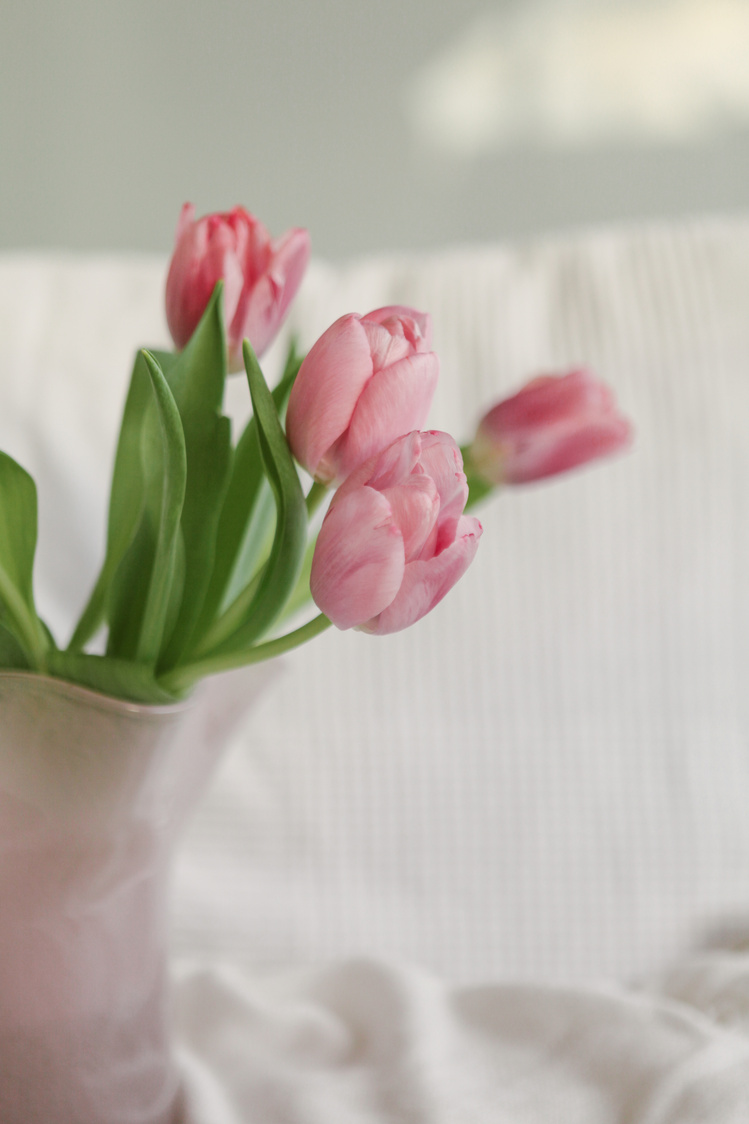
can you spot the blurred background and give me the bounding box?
[2,0,749,259]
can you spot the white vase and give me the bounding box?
[0,665,274,1124]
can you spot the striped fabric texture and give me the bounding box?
[1,217,747,986]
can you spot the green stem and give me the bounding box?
[191,480,327,661]
[0,562,48,671]
[189,561,266,658]
[158,612,332,695]
[306,479,329,518]
[460,445,499,511]
[464,474,495,510]
[276,533,316,623]
[67,572,105,651]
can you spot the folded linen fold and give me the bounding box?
[174,953,749,1124]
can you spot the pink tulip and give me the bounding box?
[165,203,310,370]
[469,368,632,485]
[285,306,439,484]
[310,431,482,634]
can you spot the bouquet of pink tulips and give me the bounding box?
[0,205,632,703]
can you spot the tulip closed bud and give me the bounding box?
[310,431,482,634]
[468,368,632,486]
[285,306,439,484]
[165,203,310,370]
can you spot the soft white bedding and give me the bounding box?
[2,217,749,1119]
[174,954,749,1123]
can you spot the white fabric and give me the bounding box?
[173,955,749,1123]
[2,218,749,1118]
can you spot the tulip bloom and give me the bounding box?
[469,368,632,485]
[310,431,482,634]
[285,306,438,484]
[165,203,310,369]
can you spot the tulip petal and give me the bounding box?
[269,227,311,304]
[380,476,439,563]
[504,416,633,484]
[482,369,612,436]
[165,205,308,363]
[335,430,422,501]
[286,315,374,481]
[416,431,470,552]
[362,515,482,635]
[310,487,405,630]
[471,369,632,486]
[174,202,196,243]
[364,306,433,350]
[234,227,310,359]
[361,320,416,372]
[166,218,244,351]
[338,352,438,480]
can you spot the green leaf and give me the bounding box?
[192,339,303,643]
[160,527,186,651]
[276,533,315,624]
[156,284,233,669]
[106,517,158,659]
[0,451,46,666]
[135,351,188,662]
[47,649,183,704]
[105,351,187,664]
[147,348,179,377]
[203,340,307,654]
[0,619,30,669]
[68,349,153,650]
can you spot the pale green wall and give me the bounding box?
[2,0,748,258]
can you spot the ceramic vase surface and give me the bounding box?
[0,666,272,1124]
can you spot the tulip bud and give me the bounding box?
[285,306,439,484]
[165,203,310,370]
[468,368,632,485]
[310,431,482,634]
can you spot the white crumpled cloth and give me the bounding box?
[173,954,749,1123]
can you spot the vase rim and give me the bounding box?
[0,670,194,719]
